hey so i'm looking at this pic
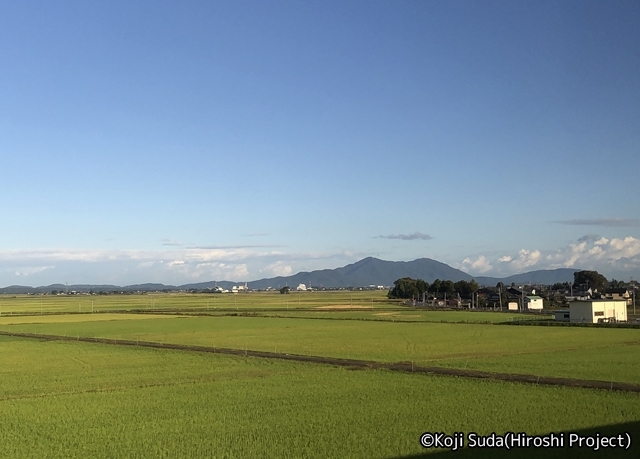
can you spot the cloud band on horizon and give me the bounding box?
[553,218,640,227]
[375,232,433,241]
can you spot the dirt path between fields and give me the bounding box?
[2,330,639,393]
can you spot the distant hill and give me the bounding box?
[0,258,581,293]
[246,257,473,289]
[475,268,579,286]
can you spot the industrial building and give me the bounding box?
[569,299,627,323]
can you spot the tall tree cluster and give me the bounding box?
[387,277,429,299]
[573,270,608,292]
[388,277,479,299]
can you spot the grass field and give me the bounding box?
[1,336,638,458]
[0,291,554,325]
[213,309,550,323]
[2,293,639,457]
[3,314,639,384]
[0,291,399,314]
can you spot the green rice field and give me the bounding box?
[0,336,638,458]
[2,312,639,384]
[0,291,554,324]
[0,291,398,314]
[1,293,639,457]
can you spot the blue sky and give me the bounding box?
[1,0,639,286]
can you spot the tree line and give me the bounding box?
[388,270,632,302]
[388,277,480,300]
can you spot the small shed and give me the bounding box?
[507,301,519,311]
[554,310,570,322]
[569,300,627,323]
[524,295,543,310]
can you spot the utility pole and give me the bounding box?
[632,277,635,317]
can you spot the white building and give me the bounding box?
[231,283,248,293]
[524,295,544,310]
[569,300,627,323]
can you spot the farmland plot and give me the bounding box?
[3,314,639,384]
[0,336,639,458]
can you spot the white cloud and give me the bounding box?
[541,237,640,270]
[489,236,640,277]
[6,235,638,287]
[376,232,433,241]
[510,249,542,270]
[0,247,364,286]
[263,262,293,277]
[459,255,493,274]
[554,218,640,227]
[9,266,55,276]
[232,264,249,279]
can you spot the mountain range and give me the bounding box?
[0,257,579,294]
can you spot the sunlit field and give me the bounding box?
[1,336,638,459]
[0,291,555,323]
[3,312,639,384]
[0,290,397,314]
[1,293,639,458]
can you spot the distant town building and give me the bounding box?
[524,295,543,310]
[231,283,248,293]
[605,288,632,306]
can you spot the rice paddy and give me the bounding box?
[1,336,639,458]
[0,290,398,314]
[1,293,638,457]
[4,313,639,384]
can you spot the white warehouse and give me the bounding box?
[569,299,627,323]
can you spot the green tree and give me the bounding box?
[609,279,625,289]
[440,280,455,295]
[279,286,290,294]
[429,279,442,296]
[388,277,426,299]
[415,279,429,297]
[454,280,471,295]
[573,270,608,292]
